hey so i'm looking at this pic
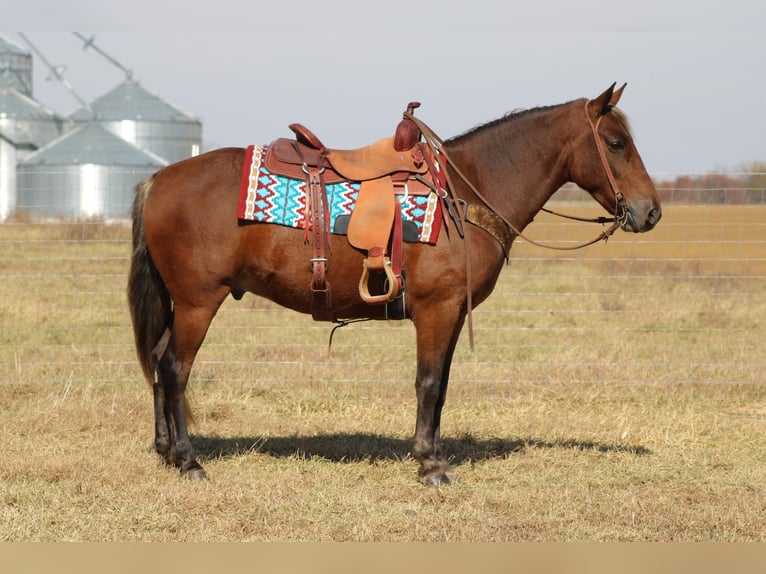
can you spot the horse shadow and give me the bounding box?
[191,432,651,466]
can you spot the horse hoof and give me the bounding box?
[182,467,208,481]
[420,467,458,486]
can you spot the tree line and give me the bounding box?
[653,161,766,204]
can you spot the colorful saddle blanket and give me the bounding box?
[237,144,442,244]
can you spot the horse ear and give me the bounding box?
[590,82,617,116]
[609,83,627,108]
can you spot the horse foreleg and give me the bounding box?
[412,308,465,486]
[156,302,222,480]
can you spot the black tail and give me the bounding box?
[127,175,172,385]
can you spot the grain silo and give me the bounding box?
[0,35,64,156]
[70,79,201,164]
[0,35,33,96]
[0,81,65,158]
[17,122,166,219]
[0,39,67,219]
[0,131,16,219]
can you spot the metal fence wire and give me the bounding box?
[0,181,764,394]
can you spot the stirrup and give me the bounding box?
[358,257,401,304]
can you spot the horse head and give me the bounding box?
[572,83,662,233]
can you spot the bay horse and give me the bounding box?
[127,84,661,485]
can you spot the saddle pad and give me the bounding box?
[237,144,442,244]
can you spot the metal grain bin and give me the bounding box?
[0,84,65,157]
[0,35,33,97]
[0,132,16,219]
[70,79,201,164]
[0,79,67,220]
[17,122,167,219]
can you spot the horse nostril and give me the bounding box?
[647,207,661,226]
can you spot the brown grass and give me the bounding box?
[0,205,764,541]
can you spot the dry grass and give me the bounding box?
[0,206,764,541]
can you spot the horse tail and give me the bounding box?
[127,175,172,386]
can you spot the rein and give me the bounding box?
[403,100,627,350]
[405,99,627,252]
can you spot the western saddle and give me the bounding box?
[263,102,440,321]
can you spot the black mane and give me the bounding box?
[445,99,582,145]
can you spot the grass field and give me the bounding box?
[0,204,764,541]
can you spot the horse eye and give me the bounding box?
[607,140,626,152]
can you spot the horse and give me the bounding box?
[127,83,661,485]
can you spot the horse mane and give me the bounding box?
[446,98,633,144]
[446,100,577,145]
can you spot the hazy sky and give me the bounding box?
[7,1,766,176]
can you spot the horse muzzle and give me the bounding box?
[622,201,662,233]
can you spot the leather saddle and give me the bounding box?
[263,102,437,319]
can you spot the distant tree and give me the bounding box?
[739,162,766,203]
[697,173,740,204]
[653,169,764,204]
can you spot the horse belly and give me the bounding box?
[236,223,389,318]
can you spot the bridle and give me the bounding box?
[404,100,632,350]
[577,99,630,232]
[406,98,630,252]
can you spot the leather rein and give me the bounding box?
[404,100,628,351]
[405,99,628,252]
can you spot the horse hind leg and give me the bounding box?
[150,327,172,464]
[156,301,223,479]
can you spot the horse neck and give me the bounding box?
[444,101,580,231]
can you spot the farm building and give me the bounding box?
[0,36,68,219]
[69,78,202,165]
[0,35,33,96]
[0,33,202,220]
[0,131,16,219]
[17,122,166,219]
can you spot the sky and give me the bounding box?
[5,0,766,176]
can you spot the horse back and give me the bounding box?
[139,145,505,319]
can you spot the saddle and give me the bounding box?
[263,102,437,320]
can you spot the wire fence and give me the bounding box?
[0,181,764,394]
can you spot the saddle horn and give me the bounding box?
[394,102,422,151]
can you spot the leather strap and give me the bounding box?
[390,200,404,292]
[290,141,333,320]
[357,200,404,305]
[465,204,515,260]
[417,142,465,238]
[401,103,625,350]
[404,106,624,251]
[305,163,333,321]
